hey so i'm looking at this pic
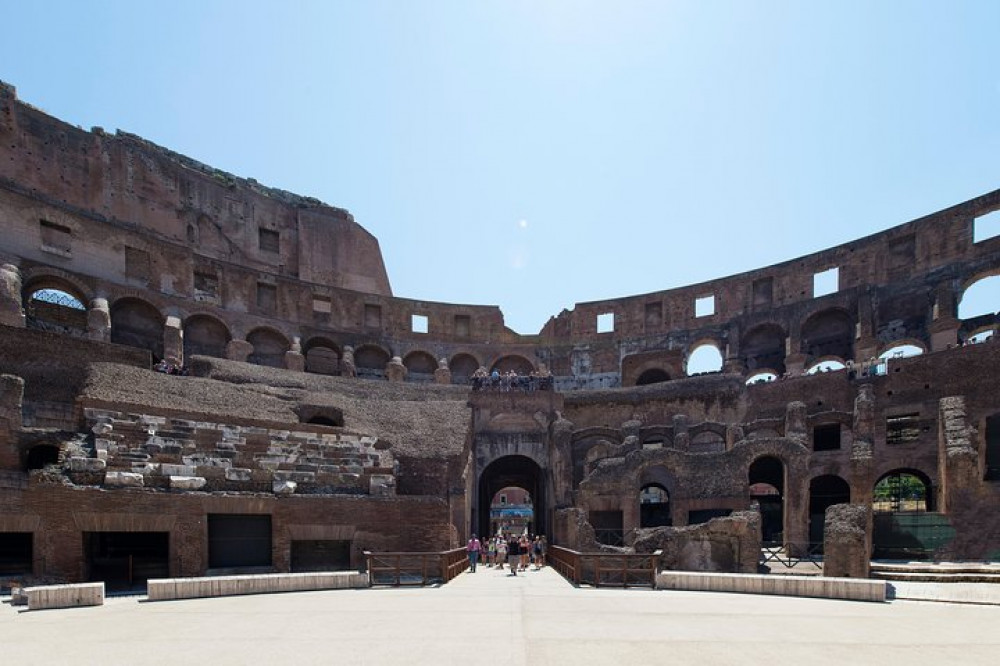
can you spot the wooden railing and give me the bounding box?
[549,545,662,588]
[364,547,468,586]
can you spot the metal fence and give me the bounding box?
[364,547,467,586]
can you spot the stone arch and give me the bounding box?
[801,307,854,362]
[808,474,851,546]
[354,344,391,378]
[874,468,934,512]
[22,276,89,337]
[877,339,926,359]
[636,368,671,385]
[110,297,165,360]
[490,354,535,375]
[958,272,1000,320]
[20,267,92,305]
[746,370,779,385]
[749,455,784,544]
[303,337,341,375]
[688,423,727,453]
[449,353,480,385]
[741,323,787,375]
[805,357,847,374]
[183,314,231,360]
[403,350,437,381]
[685,340,724,375]
[477,455,546,538]
[637,464,676,528]
[246,327,290,368]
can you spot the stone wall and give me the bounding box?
[631,511,761,574]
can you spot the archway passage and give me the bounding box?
[489,486,534,536]
[477,455,545,539]
[183,314,231,360]
[25,444,59,471]
[809,475,851,547]
[0,532,33,576]
[636,368,670,386]
[639,483,672,527]
[24,286,88,337]
[111,298,164,360]
[85,531,169,592]
[749,456,784,545]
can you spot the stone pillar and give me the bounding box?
[163,316,183,364]
[724,324,744,373]
[784,401,808,446]
[622,496,640,536]
[854,291,878,362]
[938,396,979,513]
[434,358,451,384]
[285,337,305,372]
[340,346,356,378]
[0,263,24,328]
[929,283,960,351]
[225,339,253,363]
[784,352,808,377]
[850,383,875,503]
[550,413,575,508]
[672,414,689,451]
[823,504,872,578]
[726,424,744,450]
[386,356,407,382]
[87,298,111,342]
[0,374,24,469]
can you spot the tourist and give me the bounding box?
[486,535,496,567]
[538,536,547,568]
[532,536,542,570]
[466,534,481,572]
[496,535,507,570]
[519,534,530,571]
[507,535,520,575]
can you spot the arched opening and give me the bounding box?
[958,274,1000,320]
[303,338,341,376]
[25,444,60,471]
[878,343,924,360]
[110,298,164,360]
[639,483,672,528]
[967,328,996,344]
[690,430,725,453]
[403,351,437,382]
[307,416,341,427]
[801,309,853,362]
[489,486,534,536]
[686,343,723,376]
[491,355,535,375]
[806,359,847,374]
[742,323,786,375]
[749,456,784,545]
[183,314,231,360]
[354,345,390,379]
[746,371,777,385]
[449,353,479,385]
[636,368,670,385]
[808,475,851,547]
[478,455,545,539]
[24,283,88,337]
[874,469,932,513]
[985,413,1000,481]
[246,328,289,368]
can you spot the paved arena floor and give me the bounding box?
[5,566,1000,665]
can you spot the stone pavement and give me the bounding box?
[4,565,1000,665]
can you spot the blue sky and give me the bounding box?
[4,1,999,334]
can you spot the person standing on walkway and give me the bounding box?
[467,534,481,572]
[507,535,520,576]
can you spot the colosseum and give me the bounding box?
[1,79,998,588]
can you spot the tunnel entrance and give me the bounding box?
[84,532,169,591]
[477,455,545,539]
[0,532,33,577]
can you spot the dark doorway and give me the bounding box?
[809,475,851,547]
[0,532,33,576]
[477,455,545,538]
[636,368,670,386]
[85,532,169,591]
[589,510,624,546]
[208,514,272,570]
[290,540,352,572]
[25,444,60,471]
[985,414,1000,481]
[639,484,672,527]
[749,456,784,544]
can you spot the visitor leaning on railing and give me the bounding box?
[469,367,553,392]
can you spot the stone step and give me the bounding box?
[871,571,1000,583]
[871,562,1000,575]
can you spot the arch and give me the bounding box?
[958,273,1000,320]
[965,326,996,344]
[183,314,231,360]
[110,297,164,360]
[686,342,723,376]
[490,355,535,375]
[403,350,438,381]
[877,340,926,360]
[746,370,778,385]
[874,468,933,512]
[801,308,854,362]
[636,368,671,385]
[583,440,615,477]
[489,486,534,536]
[809,474,851,546]
[805,358,847,374]
[741,323,787,374]
[639,483,672,528]
[303,337,341,376]
[354,344,390,378]
[246,327,290,368]
[449,353,480,385]
[478,455,545,538]
[23,277,89,338]
[749,455,784,544]
[25,444,60,471]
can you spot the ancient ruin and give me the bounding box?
[1,79,999,588]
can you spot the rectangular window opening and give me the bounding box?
[596,312,615,333]
[40,219,72,255]
[411,313,428,334]
[813,423,841,452]
[974,210,1000,244]
[256,282,277,314]
[644,302,662,327]
[695,295,715,318]
[454,314,471,337]
[258,228,280,253]
[886,413,921,445]
[364,304,382,328]
[125,247,151,281]
[752,278,773,308]
[813,267,839,297]
[312,296,332,314]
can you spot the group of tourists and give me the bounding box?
[154,358,189,376]
[470,367,554,393]
[466,533,547,575]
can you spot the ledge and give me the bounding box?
[146,571,368,601]
[25,582,105,610]
[656,570,886,602]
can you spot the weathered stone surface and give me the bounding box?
[169,475,207,490]
[69,457,106,473]
[225,467,253,482]
[273,479,297,495]
[105,471,143,487]
[632,511,761,574]
[823,503,871,578]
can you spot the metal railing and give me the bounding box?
[759,543,823,570]
[364,547,467,586]
[549,545,662,588]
